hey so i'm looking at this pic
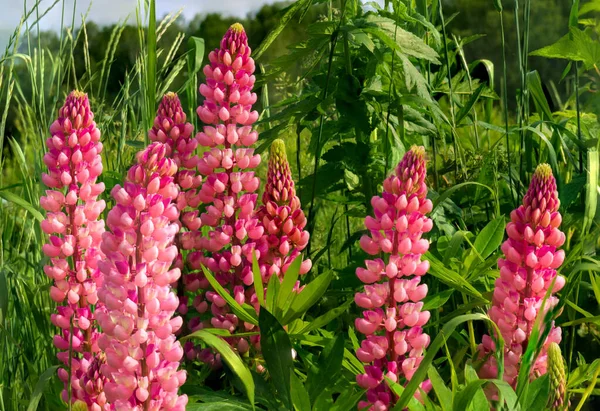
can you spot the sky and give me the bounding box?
[0,0,280,50]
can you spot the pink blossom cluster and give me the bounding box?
[40,90,107,409]
[256,139,311,283]
[96,142,187,410]
[148,92,202,319]
[184,22,263,364]
[478,163,566,388]
[355,146,433,410]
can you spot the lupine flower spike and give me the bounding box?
[41,90,107,409]
[355,146,433,410]
[547,342,568,410]
[148,93,201,321]
[186,22,263,364]
[97,142,187,410]
[257,139,311,284]
[478,164,566,388]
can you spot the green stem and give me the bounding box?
[306,24,339,256]
[437,0,458,180]
[499,10,515,207]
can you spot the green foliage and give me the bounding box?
[1,0,600,410]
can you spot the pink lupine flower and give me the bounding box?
[478,163,566,388]
[188,22,262,364]
[354,146,433,410]
[256,139,311,283]
[96,142,187,410]
[148,92,201,319]
[41,90,107,409]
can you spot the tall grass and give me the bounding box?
[0,0,598,409]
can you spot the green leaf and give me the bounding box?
[27,365,59,411]
[331,388,365,411]
[526,71,553,120]
[428,368,451,411]
[426,253,483,299]
[583,149,598,234]
[422,289,454,311]
[187,36,205,74]
[569,0,580,27]
[463,365,489,411]
[443,231,468,265]
[265,272,280,314]
[259,308,293,410]
[530,28,600,69]
[386,378,426,411]
[492,0,503,12]
[361,15,440,63]
[432,182,498,214]
[147,0,157,114]
[298,299,353,333]
[0,190,44,222]
[455,83,486,125]
[395,314,503,409]
[471,216,505,261]
[252,252,264,306]
[522,374,549,410]
[253,0,313,60]
[0,269,7,324]
[282,270,333,324]
[307,334,344,401]
[290,372,311,411]
[453,379,514,411]
[275,256,302,320]
[183,330,255,406]
[201,265,258,325]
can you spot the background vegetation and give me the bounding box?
[0,0,599,410]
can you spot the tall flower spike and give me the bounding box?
[257,139,311,283]
[478,164,566,388]
[187,22,263,364]
[97,142,187,410]
[41,90,107,409]
[547,342,568,410]
[355,146,433,410]
[149,93,202,320]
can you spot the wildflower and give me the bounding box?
[547,342,568,410]
[41,90,107,409]
[97,142,187,410]
[478,164,566,388]
[355,146,433,410]
[256,139,311,283]
[149,93,201,321]
[188,22,262,364]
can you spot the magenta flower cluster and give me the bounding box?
[478,164,566,387]
[41,90,107,409]
[256,138,311,283]
[183,22,264,363]
[148,93,202,318]
[96,141,187,409]
[355,146,433,410]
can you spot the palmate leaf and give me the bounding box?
[530,27,600,70]
[357,15,440,64]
